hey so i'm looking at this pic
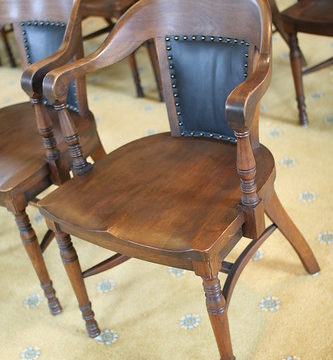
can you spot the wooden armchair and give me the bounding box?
[0,0,106,316]
[269,0,333,125]
[37,0,319,358]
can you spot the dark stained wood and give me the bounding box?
[268,0,307,68]
[269,0,333,125]
[289,32,308,125]
[81,0,163,100]
[264,191,320,274]
[222,224,277,310]
[235,129,265,239]
[55,105,93,176]
[38,0,320,358]
[269,0,290,45]
[0,24,16,67]
[302,56,333,76]
[202,275,234,360]
[282,0,333,36]
[40,229,55,254]
[146,39,164,101]
[0,0,106,317]
[82,253,130,279]
[0,102,98,205]
[39,134,275,260]
[127,51,144,97]
[14,210,61,315]
[53,226,100,338]
[81,0,136,19]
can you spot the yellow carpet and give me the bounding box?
[0,3,332,359]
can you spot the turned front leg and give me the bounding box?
[202,275,234,360]
[54,228,100,337]
[14,210,62,315]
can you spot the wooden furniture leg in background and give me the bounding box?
[288,32,308,126]
[0,25,16,67]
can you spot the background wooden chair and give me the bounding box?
[0,23,16,67]
[269,0,333,125]
[81,0,164,100]
[37,0,320,358]
[0,0,106,316]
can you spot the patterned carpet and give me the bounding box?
[0,3,332,359]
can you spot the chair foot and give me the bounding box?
[41,281,62,315]
[14,210,62,315]
[80,302,101,338]
[54,228,100,337]
[264,191,320,274]
[297,95,308,126]
[202,274,234,360]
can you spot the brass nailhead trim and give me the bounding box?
[165,34,249,142]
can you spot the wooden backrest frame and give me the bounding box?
[44,0,272,132]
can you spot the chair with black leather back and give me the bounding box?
[37,0,319,358]
[0,0,106,317]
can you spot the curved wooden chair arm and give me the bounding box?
[20,0,82,98]
[43,35,142,104]
[225,53,272,131]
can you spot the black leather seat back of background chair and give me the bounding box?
[166,36,249,143]
[20,20,78,111]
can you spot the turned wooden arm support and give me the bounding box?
[226,53,271,240]
[19,0,84,184]
[40,29,143,178]
[20,0,82,98]
[225,53,271,132]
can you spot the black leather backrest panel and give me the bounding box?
[166,36,249,142]
[21,21,78,111]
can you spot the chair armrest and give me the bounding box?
[42,5,144,105]
[43,36,142,104]
[225,53,272,131]
[20,0,82,98]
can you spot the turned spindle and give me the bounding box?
[54,103,92,175]
[235,129,265,239]
[31,96,64,183]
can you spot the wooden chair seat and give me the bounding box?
[0,102,96,199]
[281,0,333,36]
[39,133,275,265]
